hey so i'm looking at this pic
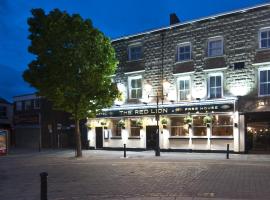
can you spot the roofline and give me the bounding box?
[112,3,270,42]
[13,93,37,98]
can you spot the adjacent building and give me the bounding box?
[13,94,88,149]
[0,98,13,153]
[87,3,270,153]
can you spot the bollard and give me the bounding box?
[40,172,48,200]
[124,144,126,158]
[226,144,229,159]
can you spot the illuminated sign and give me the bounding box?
[96,103,233,118]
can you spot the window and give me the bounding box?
[208,37,223,57]
[193,116,207,136]
[128,44,142,61]
[16,101,22,111]
[209,74,222,98]
[178,77,190,101]
[212,115,233,136]
[259,68,270,96]
[111,120,122,137]
[129,76,142,99]
[0,106,7,118]
[34,99,40,109]
[259,28,270,49]
[170,117,189,136]
[176,43,191,62]
[24,100,32,111]
[130,120,140,137]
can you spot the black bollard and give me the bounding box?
[226,144,229,159]
[40,172,48,200]
[124,144,126,158]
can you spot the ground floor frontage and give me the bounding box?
[87,99,248,153]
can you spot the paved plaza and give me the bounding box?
[1,149,270,200]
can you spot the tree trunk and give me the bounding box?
[75,119,82,157]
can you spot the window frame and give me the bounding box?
[128,75,143,100]
[208,72,223,99]
[16,101,22,111]
[176,42,192,62]
[128,43,142,61]
[177,76,191,101]
[259,27,270,49]
[258,66,270,97]
[170,116,189,137]
[208,36,224,57]
[0,106,7,118]
[211,114,234,137]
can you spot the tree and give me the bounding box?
[24,8,119,157]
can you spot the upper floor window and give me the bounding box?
[178,77,190,101]
[209,73,222,98]
[24,100,32,111]
[16,101,22,111]
[0,106,7,118]
[128,44,142,61]
[259,68,270,96]
[128,76,142,99]
[176,42,191,62]
[34,99,40,109]
[208,37,223,57]
[259,28,270,49]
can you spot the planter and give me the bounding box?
[162,125,167,129]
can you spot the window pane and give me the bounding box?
[212,127,233,136]
[193,127,207,136]
[185,46,190,52]
[137,89,142,98]
[131,80,135,88]
[210,88,216,98]
[216,87,222,98]
[185,80,190,89]
[261,31,267,39]
[137,79,142,87]
[171,127,188,136]
[131,128,140,136]
[213,115,233,126]
[210,76,215,87]
[179,46,185,53]
[260,83,267,95]
[261,39,267,48]
[179,80,184,90]
[260,71,267,83]
[179,54,185,61]
[193,116,204,126]
[216,76,221,86]
[131,90,136,98]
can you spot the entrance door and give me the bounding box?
[95,127,103,149]
[146,126,157,149]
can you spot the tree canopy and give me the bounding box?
[24,8,119,156]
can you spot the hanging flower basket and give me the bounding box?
[136,119,143,129]
[161,118,168,129]
[203,115,213,127]
[184,114,193,127]
[117,119,125,129]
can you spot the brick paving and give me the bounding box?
[1,149,270,200]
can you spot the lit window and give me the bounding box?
[259,28,270,49]
[212,115,233,136]
[176,43,191,62]
[16,101,22,111]
[208,37,223,57]
[0,106,7,118]
[259,68,270,96]
[178,77,190,101]
[209,74,222,98]
[193,116,207,136]
[111,119,122,137]
[170,117,189,136]
[128,45,142,61]
[129,76,142,99]
[130,120,140,137]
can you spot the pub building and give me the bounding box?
[87,3,270,153]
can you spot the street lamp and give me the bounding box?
[148,91,167,156]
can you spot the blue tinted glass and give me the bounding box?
[185,46,190,52]
[210,76,215,87]
[179,47,185,53]
[216,76,221,86]
[216,87,222,98]
[179,54,185,61]
[210,88,215,98]
[179,80,184,90]
[261,39,267,48]
[260,83,267,95]
[260,71,267,83]
[261,31,267,39]
[185,80,189,89]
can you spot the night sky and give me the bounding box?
[0,0,268,102]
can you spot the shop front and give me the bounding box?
[87,99,243,152]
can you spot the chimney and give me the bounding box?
[170,13,180,25]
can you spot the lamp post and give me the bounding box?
[148,91,167,157]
